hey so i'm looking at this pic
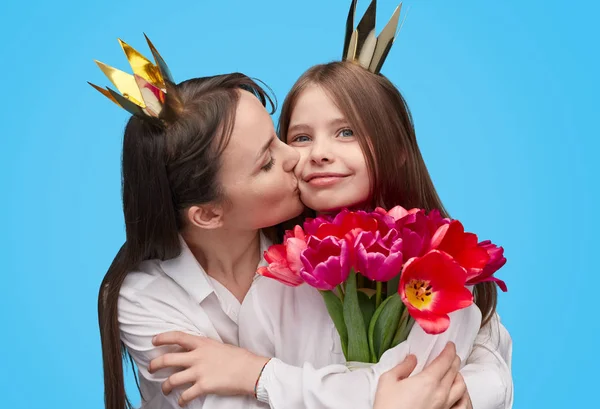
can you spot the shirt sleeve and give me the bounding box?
[460,313,513,409]
[118,284,252,409]
[252,302,482,409]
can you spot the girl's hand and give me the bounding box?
[374,342,466,409]
[149,331,269,406]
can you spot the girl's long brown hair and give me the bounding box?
[278,61,497,326]
[98,73,274,409]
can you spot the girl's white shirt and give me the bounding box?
[118,234,512,409]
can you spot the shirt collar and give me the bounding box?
[159,231,273,304]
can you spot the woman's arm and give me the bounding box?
[149,304,481,409]
[251,305,481,409]
[118,289,255,409]
[373,348,468,409]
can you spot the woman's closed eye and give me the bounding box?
[261,157,275,171]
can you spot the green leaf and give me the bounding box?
[370,293,404,361]
[367,293,395,362]
[390,307,410,348]
[320,290,348,358]
[357,290,376,334]
[395,315,415,347]
[343,269,371,362]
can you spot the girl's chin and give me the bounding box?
[300,190,371,215]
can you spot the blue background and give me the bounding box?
[1,0,597,407]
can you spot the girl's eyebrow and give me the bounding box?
[288,123,311,134]
[328,118,349,128]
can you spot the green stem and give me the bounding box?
[375,281,382,308]
[337,284,345,303]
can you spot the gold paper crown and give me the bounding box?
[88,34,174,118]
[342,0,405,74]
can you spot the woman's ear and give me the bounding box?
[185,204,224,230]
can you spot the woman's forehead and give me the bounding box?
[225,93,274,159]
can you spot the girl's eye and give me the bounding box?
[338,129,354,138]
[291,135,311,143]
[262,157,275,172]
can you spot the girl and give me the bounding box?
[150,60,512,409]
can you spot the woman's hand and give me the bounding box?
[148,331,269,406]
[448,373,473,409]
[374,342,468,409]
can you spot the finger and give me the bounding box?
[446,373,466,408]
[178,383,205,407]
[450,392,473,409]
[451,391,470,409]
[387,354,418,380]
[162,368,197,395]
[152,331,203,350]
[440,355,461,392]
[149,351,192,373]
[422,342,456,379]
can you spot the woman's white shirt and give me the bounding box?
[118,235,270,409]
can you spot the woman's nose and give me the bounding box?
[281,141,300,172]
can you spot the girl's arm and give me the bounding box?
[461,314,513,409]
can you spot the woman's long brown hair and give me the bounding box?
[278,61,497,326]
[98,73,274,409]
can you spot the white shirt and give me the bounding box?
[119,234,512,409]
[240,276,513,409]
[118,235,271,409]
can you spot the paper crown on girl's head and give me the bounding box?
[342,0,406,74]
[88,34,174,118]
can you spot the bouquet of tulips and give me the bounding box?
[258,206,507,364]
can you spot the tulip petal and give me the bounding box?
[286,237,307,273]
[468,276,508,292]
[428,286,473,314]
[410,309,451,335]
[402,250,467,288]
[257,265,304,287]
[386,205,410,221]
[263,245,287,264]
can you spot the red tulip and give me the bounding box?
[313,210,380,241]
[467,240,508,291]
[430,220,490,279]
[399,250,473,334]
[430,221,507,291]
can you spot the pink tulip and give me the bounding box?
[257,225,307,287]
[257,244,304,286]
[300,236,351,290]
[354,229,404,282]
